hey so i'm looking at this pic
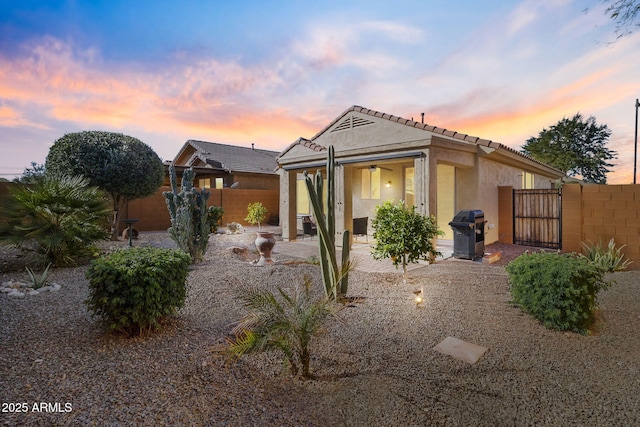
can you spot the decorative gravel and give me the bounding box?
[1,232,639,426]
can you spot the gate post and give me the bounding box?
[498,186,513,244]
[561,183,582,253]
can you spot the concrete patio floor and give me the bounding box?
[270,230,454,274]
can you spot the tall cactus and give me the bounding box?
[163,165,210,263]
[303,145,350,301]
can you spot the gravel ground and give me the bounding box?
[1,232,639,426]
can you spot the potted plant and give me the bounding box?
[245,202,275,265]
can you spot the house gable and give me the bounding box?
[278,105,565,180]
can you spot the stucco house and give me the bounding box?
[170,140,279,190]
[276,105,565,245]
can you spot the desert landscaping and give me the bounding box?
[1,231,639,426]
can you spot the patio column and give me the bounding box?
[414,152,427,216]
[414,150,437,217]
[334,164,347,247]
[278,168,297,242]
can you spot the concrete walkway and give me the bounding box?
[271,231,453,274]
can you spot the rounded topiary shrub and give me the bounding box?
[505,252,608,334]
[86,247,191,336]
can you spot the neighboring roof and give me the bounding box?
[174,140,279,175]
[277,105,564,176]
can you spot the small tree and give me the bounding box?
[0,174,110,267]
[371,201,443,281]
[163,165,210,263]
[245,202,268,231]
[522,114,616,184]
[45,131,164,240]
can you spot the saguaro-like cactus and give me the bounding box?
[163,165,210,263]
[303,145,350,301]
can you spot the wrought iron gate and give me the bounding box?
[513,188,561,249]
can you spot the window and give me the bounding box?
[198,178,211,189]
[215,178,223,189]
[361,168,380,200]
[296,179,310,215]
[522,172,535,189]
[404,167,415,206]
[297,175,328,215]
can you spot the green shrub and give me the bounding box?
[85,247,191,337]
[207,206,224,233]
[581,238,632,272]
[505,252,608,334]
[0,174,110,267]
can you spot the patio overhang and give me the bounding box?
[280,150,425,171]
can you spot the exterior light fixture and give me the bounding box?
[413,288,424,307]
[386,180,392,188]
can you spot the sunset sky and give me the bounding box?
[1,0,639,183]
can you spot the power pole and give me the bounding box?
[635,98,639,184]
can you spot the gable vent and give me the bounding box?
[331,115,375,132]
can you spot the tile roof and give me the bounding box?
[181,140,279,174]
[277,137,326,160]
[281,105,562,174]
[314,105,508,149]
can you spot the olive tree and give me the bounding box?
[46,131,165,240]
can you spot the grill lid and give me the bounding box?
[449,210,484,224]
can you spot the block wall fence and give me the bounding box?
[499,183,640,270]
[0,182,279,232]
[124,187,279,232]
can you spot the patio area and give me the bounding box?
[268,226,454,274]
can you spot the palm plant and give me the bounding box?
[0,174,110,267]
[227,276,341,378]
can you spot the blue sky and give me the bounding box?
[1,0,639,183]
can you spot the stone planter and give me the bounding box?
[254,231,276,266]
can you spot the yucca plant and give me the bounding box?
[227,276,341,378]
[0,174,110,267]
[581,238,632,273]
